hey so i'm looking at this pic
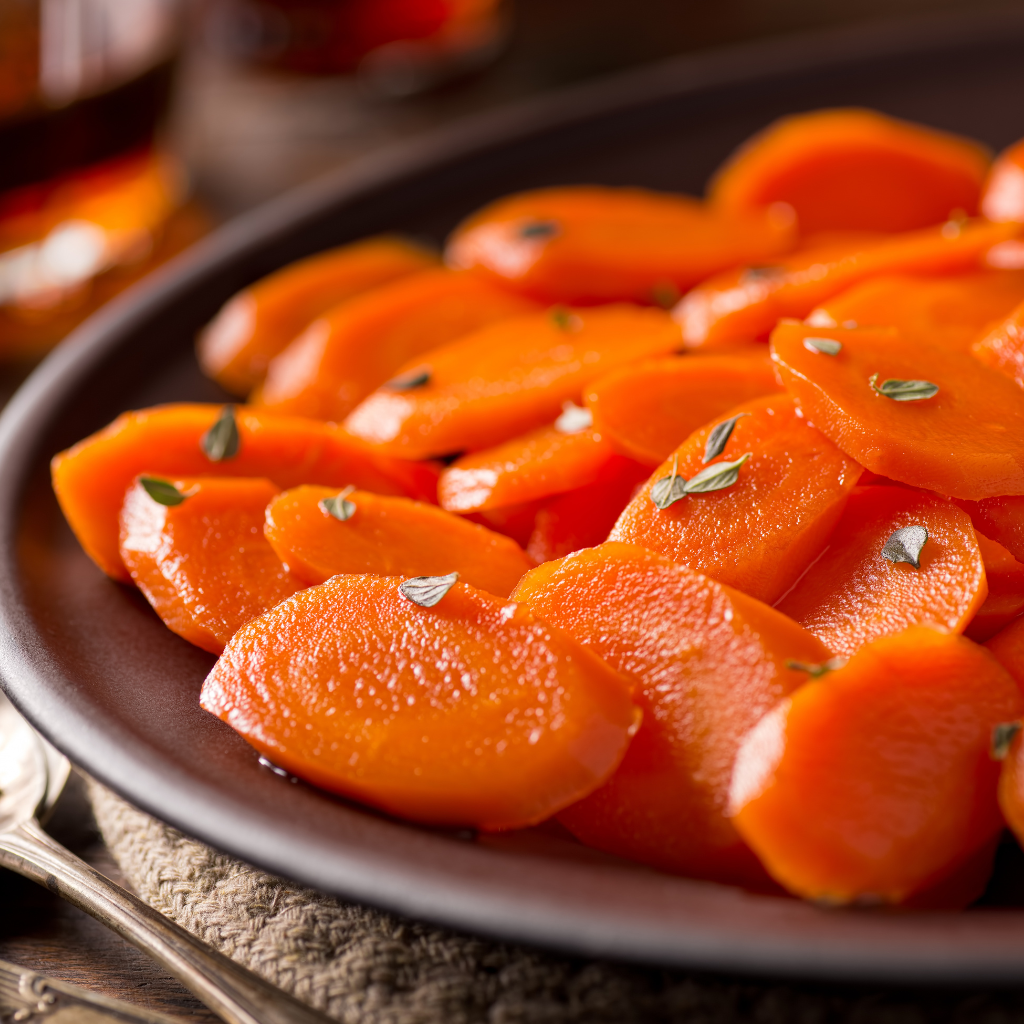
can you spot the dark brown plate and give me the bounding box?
[4,10,1024,983]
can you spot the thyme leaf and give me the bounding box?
[385,369,430,391]
[869,374,939,402]
[201,405,240,462]
[319,485,357,521]
[703,413,749,463]
[881,524,928,568]
[651,455,687,510]
[399,572,460,608]
[550,306,583,331]
[140,476,188,507]
[803,336,842,356]
[520,220,558,239]
[683,452,751,494]
[993,721,1022,760]
[785,657,847,679]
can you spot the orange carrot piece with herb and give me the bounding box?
[344,305,683,460]
[120,476,301,654]
[511,541,829,885]
[776,486,986,656]
[609,394,862,605]
[676,219,1018,350]
[264,485,533,596]
[982,138,1024,223]
[253,268,539,420]
[201,574,639,829]
[730,627,1023,905]
[52,403,438,582]
[972,295,1024,388]
[197,236,437,395]
[585,351,783,466]
[525,460,650,564]
[770,320,1024,500]
[810,270,1024,354]
[966,532,1024,642]
[709,108,989,234]
[445,185,796,305]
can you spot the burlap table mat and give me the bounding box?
[87,782,1024,1024]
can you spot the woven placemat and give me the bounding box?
[87,782,1024,1024]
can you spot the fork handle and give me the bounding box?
[0,819,334,1024]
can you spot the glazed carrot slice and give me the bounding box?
[954,496,1024,564]
[982,138,1024,222]
[437,420,637,513]
[445,185,796,305]
[584,351,783,466]
[120,476,301,654]
[809,270,1024,354]
[197,236,437,395]
[609,394,862,605]
[770,320,1024,500]
[972,296,1024,388]
[511,541,829,884]
[201,574,639,829]
[253,268,539,420]
[775,486,986,657]
[264,485,533,596]
[344,305,683,459]
[525,460,650,564]
[730,626,1023,905]
[997,721,1024,857]
[709,108,989,234]
[676,219,1019,350]
[966,532,1024,642]
[52,403,438,582]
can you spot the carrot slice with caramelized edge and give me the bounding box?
[966,532,1024,642]
[52,403,438,582]
[982,138,1024,223]
[438,419,640,513]
[120,476,301,654]
[609,394,862,605]
[585,351,783,466]
[810,270,1024,354]
[972,295,1024,388]
[676,219,1018,350]
[776,486,986,656]
[709,108,989,234]
[512,542,829,885]
[265,485,533,596]
[770,320,1024,500]
[445,185,796,305]
[344,305,682,459]
[201,574,639,829]
[198,236,437,395]
[253,268,539,420]
[730,626,1023,905]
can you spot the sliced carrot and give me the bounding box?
[253,268,539,420]
[985,613,1024,691]
[445,185,796,305]
[344,305,682,459]
[708,108,989,234]
[466,499,547,548]
[982,138,1024,222]
[966,532,1024,642]
[52,403,438,582]
[676,219,1019,350]
[997,721,1024,857]
[729,626,1023,905]
[775,486,986,657]
[809,270,1024,354]
[584,351,783,466]
[201,574,639,829]
[954,496,1024,564]
[437,422,634,513]
[120,476,301,654]
[609,394,862,605]
[197,236,436,395]
[972,295,1024,388]
[511,541,829,884]
[770,320,1024,500]
[525,460,650,565]
[264,485,533,596]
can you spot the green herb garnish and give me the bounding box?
[785,657,846,678]
[399,572,460,608]
[140,477,188,507]
[385,369,430,391]
[869,374,939,402]
[201,405,240,462]
[993,722,1022,760]
[702,413,749,464]
[651,452,751,510]
[319,485,357,522]
[881,524,928,569]
[520,220,558,239]
[803,337,842,356]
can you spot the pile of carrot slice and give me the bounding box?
[54,107,1024,907]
